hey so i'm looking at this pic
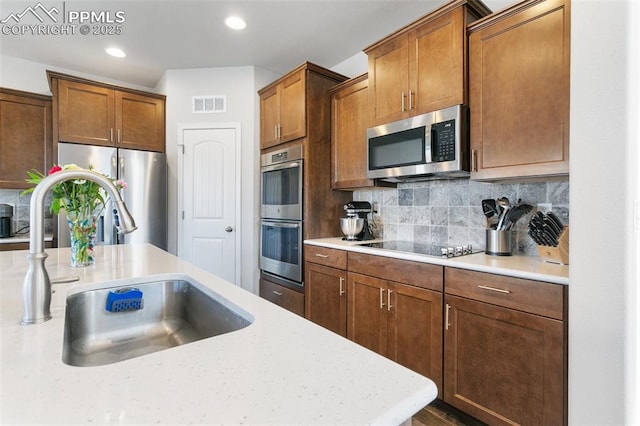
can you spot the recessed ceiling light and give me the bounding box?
[106,47,126,58]
[225,16,246,30]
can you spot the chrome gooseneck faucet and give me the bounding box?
[22,169,138,325]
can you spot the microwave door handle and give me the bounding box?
[425,127,435,163]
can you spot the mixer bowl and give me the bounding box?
[340,217,364,240]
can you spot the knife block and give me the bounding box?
[536,226,569,265]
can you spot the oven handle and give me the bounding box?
[261,161,301,173]
[261,221,301,229]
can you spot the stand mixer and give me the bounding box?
[340,201,375,241]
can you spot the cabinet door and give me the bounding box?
[367,36,409,126]
[279,70,306,143]
[304,262,347,337]
[331,76,379,190]
[0,91,51,189]
[347,272,387,355]
[260,85,280,149]
[444,294,564,425]
[387,281,443,397]
[409,8,465,115]
[57,79,115,146]
[116,91,165,152]
[469,0,570,180]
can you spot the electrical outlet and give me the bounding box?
[537,203,552,213]
[372,202,380,215]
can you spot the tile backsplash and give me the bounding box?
[0,189,53,237]
[353,178,569,256]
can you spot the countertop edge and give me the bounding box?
[304,238,569,286]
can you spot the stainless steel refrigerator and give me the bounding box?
[57,143,167,250]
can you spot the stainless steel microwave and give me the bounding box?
[366,105,469,182]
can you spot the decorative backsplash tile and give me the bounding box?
[354,178,570,256]
[0,189,53,237]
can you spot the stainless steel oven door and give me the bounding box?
[261,159,303,221]
[260,220,303,285]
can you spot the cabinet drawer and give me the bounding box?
[445,268,564,320]
[348,252,443,292]
[259,278,304,317]
[304,245,347,269]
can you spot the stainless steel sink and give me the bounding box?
[62,278,252,367]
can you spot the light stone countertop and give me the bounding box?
[0,244,436,425]
[305,237,569,285]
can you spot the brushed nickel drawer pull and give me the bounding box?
[445,303,451,330]
[379,288,385,309]
[471,149,478,172]
[387,289,393,311]
[314,253,330,258]
[272,290,283,296]
[339,277,345,296]
[478,285,511,294]
[401,92,406,112]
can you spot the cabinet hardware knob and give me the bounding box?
[225,226,233,232]
[477,285,511,294]
[339,277,345,296]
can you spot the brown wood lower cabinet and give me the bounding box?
[302,245,567,423]
[259,276,304,317]
[444,267,567,425]
[347,252,444,398]
[304,262,347,337]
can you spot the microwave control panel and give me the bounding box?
[431,119,456,162]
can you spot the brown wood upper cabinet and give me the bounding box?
[444,267,567,425]
[468,0,570,180]
[49,71,166,152]
[330,74,394,190]
[0,88,52,189]
[365,0,489,126]
[259,69,307,149]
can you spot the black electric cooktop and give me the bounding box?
[362,241,481,258]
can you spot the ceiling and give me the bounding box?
[0,0,512,88]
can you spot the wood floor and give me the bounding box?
[412,400,486,426]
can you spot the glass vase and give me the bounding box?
[66,210,98,267]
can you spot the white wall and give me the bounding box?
[570,1,639,424]
[156,66,279,294]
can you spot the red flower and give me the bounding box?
[48,165,62,175]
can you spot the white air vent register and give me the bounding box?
[192,95,226,113]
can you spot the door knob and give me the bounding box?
[225,226,233,232]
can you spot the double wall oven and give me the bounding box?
[260,145,303,289]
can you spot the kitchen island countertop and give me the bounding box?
[305,237,569,285]
[0,244,436,425]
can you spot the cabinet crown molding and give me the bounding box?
[46,70,166,100]
[257,61,348,95]
[363,0,491,53]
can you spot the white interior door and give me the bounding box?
[178,124,240,284]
